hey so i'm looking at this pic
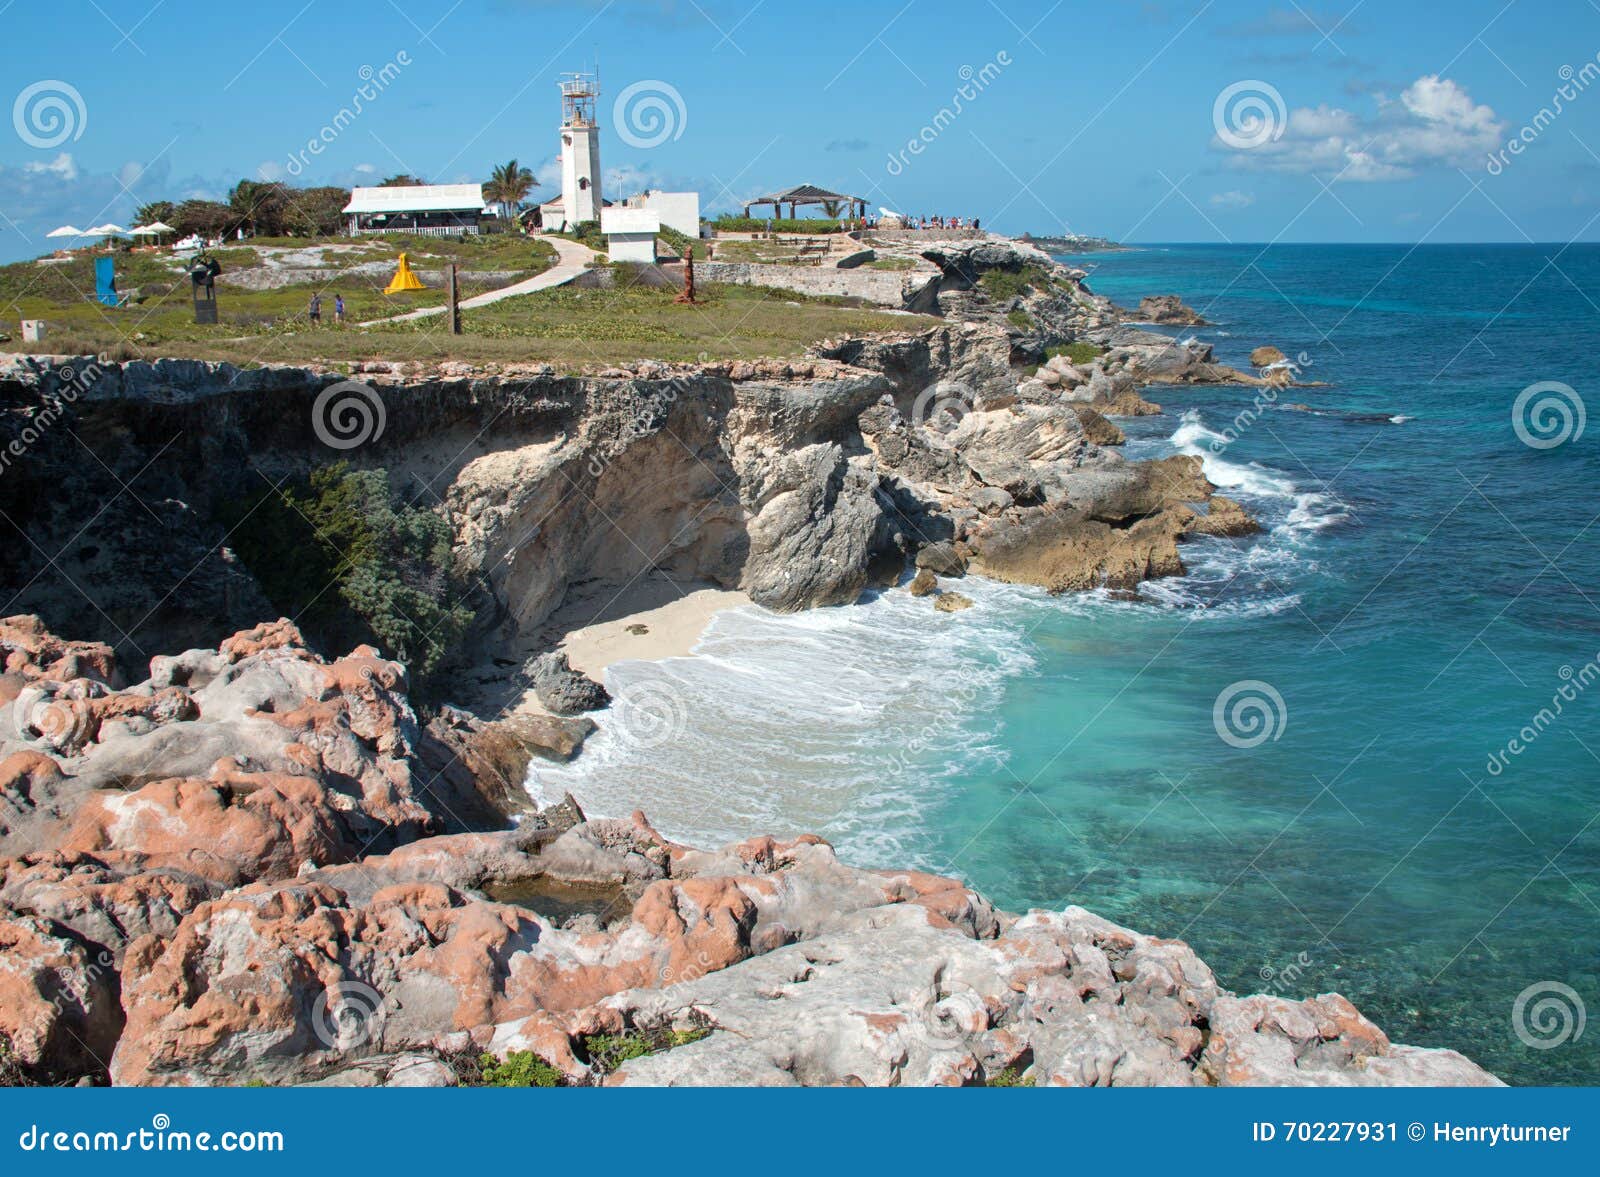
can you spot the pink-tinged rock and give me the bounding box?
[0,910,121,1082]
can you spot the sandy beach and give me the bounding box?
[461,575,750,719]
[545,578,751,678]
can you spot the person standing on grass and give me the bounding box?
[308,292,322,324]
[334,293,345,324]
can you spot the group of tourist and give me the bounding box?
[907,214,979,230]
[307,292,346,324]
[831,213,981,232]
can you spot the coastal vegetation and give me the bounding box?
[979,264,1057,301]
[218,463,473,683]
[713,214,845,234]
[472,1051,563,1087]
[463,1026,711,1086]
[4,277,909,369]
[0,233,558,352]
[1049,340,1105,365]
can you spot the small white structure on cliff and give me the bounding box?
[555,71,602,230]
[343,184,486,236]
[622,189,701,239]
[601,208,660,263]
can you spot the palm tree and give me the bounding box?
[484,159,535,218]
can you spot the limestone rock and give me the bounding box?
[1136,295,1209,325]
[934,593,974,613]
[1191,495,1261,537]
[1250,345,1287,368]
[914,541,966,576]
[739,444,891,612]
[908,569,938,597]
[525,652,610,715]
[1071,405,1125,446]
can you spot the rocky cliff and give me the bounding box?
[1,244,1264,672]
[0,616,1498,1088]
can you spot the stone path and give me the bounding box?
[366,236,597,325]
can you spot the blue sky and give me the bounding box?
[3,0,1600,262]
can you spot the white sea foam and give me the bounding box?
[526,579,1039,863]
[526,407,1335,859]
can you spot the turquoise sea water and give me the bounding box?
[532,244,1600,1085]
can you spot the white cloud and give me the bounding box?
[1215,75,1504,181]
[354,163,377,174]
[1210,189,1255,208]
[256,160,285,181]
[23,152,78,181]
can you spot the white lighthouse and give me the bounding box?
[558,71,602,228]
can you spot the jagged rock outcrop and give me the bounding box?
[0,619,1499,1088]
[524,652,610,715]
[1137,294,1209,325]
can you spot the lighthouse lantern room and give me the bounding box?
[558,71,603,228]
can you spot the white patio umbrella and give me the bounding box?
[46,224,84,239]
[83,223,128,247]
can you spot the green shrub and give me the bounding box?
[656,225,694,256]
[714,215,846,234]
[1047,341,1104,366]
[979,265,1054,302]
[558,220,609,251]
[217,463,474,683]
[580,1026,710,1077]
[987,1067,1036,1087]
[476,1051,563,1087]
[1007,309,1033,330]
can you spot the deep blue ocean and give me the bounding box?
[532,244,1600,1085]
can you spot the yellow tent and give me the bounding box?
[383,252,426,294]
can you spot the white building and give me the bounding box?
[343,184,486,236]
[556,72,602,229]
[601,208,660,264]
[623,190,701,239]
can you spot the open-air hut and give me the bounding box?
[742,184,867,222]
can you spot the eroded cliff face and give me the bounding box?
[0,332,1231,673]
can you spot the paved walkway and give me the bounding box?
[367,236,597,325]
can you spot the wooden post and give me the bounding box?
[447,263,461,335]
[675,245,697,305]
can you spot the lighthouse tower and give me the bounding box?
[558,71,602,228]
